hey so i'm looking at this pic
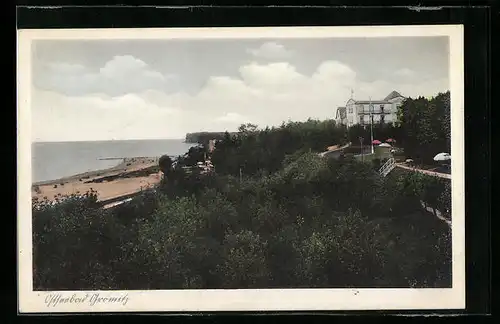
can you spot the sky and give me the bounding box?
[31,36,450,142]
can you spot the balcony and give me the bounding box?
[358,110,391,115]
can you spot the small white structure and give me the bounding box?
[433,152,451,161]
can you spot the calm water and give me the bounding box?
[32,139,196,183]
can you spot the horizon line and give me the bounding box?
[31,138,189,143]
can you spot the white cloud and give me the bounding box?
[355,78,449,100]
[99,55,148,78]
[394,68,416,78]
[247,42,293,60]
[32,89,188,142]
[37,55,175,96]
[214,112,251,124]
[32,60,449,142]
[239,62,305,92]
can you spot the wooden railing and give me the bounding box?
[378,157,396,177]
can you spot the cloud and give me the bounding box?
[394,68,416,78]
[354,78,449,100]
[32,60,449,142]
[31,89,188,142]
[214,112,251,124]
[35,55,176,97]
[238,62,305,91]
[247,42,293,60]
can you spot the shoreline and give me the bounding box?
[32,156,159,186]
[32,156,162,202]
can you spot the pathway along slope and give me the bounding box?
[395,163,451,179]
[395,163,451,228]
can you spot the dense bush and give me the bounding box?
[211,119,347,178]
[32,112,452,290]
[32,191,117,289]
[33,151,451,289]
[397,91,451,164]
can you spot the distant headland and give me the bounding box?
[185,131,237,144]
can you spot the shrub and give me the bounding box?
[32,116,452,290]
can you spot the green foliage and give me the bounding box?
[158,155,173,176]
[33,191,117,289]
[185,131,235,145]
[238,123,259,134]
[437,181,452,219]
[33,112,452,290]
[397,91,451,164]
[211,119,346,177]
[347,123,402,146]
[218,229,269,288]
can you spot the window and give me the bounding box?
[348,107,353,113]
[363,115,372,125]
[380,104,385,113]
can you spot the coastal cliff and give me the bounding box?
[185,132,236,144]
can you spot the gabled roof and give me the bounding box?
[348,90,405,106]
[384,90,404,101]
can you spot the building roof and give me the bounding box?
[384,90,404,101]
[350,91,404,105]
[354,100,389,104]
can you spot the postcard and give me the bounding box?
[17,25,465,313]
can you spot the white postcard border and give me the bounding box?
[17,25,465,313]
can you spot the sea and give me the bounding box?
[31,139,197,183]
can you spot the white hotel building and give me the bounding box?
[335,91,406,127]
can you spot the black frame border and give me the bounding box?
[12,4,492,318]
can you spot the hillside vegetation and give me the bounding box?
[32,92,452,290]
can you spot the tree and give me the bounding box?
[238,123,258,134]
[437,181,452,219]
[158,155,173,177]
[33,113,452,290]
[397,92,451,164]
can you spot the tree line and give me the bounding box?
[32,94,452,290]
[33,157,451,290]
[185,131,235,146]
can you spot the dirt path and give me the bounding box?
[396,163,451,179]
[420,201,451,227]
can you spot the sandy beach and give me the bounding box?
[32,156,163,202]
